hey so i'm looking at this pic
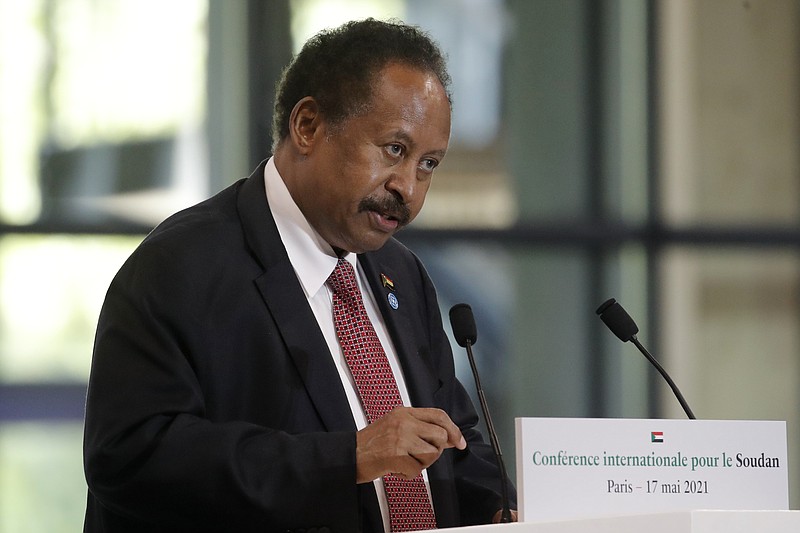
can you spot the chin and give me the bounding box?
[345,235,394,254]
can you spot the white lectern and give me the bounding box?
[419,510,800,533]
[451,419,797,532]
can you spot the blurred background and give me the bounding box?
[1,0,798,530]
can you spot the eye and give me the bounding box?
[385,143,404,158]
[419,158,439,173]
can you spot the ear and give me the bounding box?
[287,96,323,155]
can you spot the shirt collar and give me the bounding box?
[264,157,357,298]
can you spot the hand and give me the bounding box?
[492,509,519,523]
[356,406,466,483]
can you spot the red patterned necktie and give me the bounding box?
[327,258,438,532]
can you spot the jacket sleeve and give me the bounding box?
[83,235,362,532]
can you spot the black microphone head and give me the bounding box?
[449,303,477,347]
[596,298,639,342]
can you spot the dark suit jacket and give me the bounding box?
[83,162,513,532]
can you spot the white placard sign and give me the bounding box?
[515,417,788,522]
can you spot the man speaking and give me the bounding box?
[83,18,516,532]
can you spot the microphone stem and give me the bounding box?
[630,335,696,420]
[465,341,512,522]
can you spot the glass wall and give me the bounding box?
[657,0,800,503]
[0,0,207,530]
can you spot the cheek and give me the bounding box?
[339,145,385,185]
[417,175,433,196]
[409,180,432,213]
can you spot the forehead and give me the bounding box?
[357,63,452,134]
[375,63,449,106]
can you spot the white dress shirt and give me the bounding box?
[263,157,432,531]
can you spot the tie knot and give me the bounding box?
[327,258,359,296]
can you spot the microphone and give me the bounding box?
[596,298,696,419]
[449,303,513,523]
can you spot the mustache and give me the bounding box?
[358,195,412,226]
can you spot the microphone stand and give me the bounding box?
[464,339,513,523]
[630,335,696,420]
[596,298,697,420]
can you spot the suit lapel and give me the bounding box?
[359,253,442,408]
[236,165,355,433]
[360,252,459,527]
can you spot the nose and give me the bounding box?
[386,161,417,204]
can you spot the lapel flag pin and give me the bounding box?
[380,273,395,291]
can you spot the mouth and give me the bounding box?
[359,197,411,233]
[368,210,402,231]
[367,209,403,233]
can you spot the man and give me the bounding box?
[83,18,516,532]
